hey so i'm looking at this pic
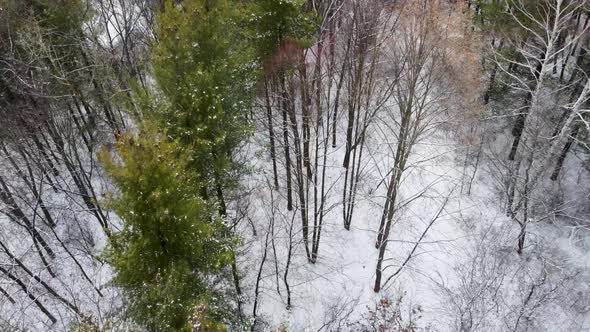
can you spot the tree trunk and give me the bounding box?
[251,220,271,332]
[0,176,55,259]
[550,125,578,181]
[508,52,545,161]
[264,80,280,189]
[299,58,313,180]
[0,265,57,324]
[0,240,80,315]
[280,76,293,211]
[285,83,311,260]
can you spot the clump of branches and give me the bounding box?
[346,295,429,332]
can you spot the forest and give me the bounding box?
[0,0,589,331]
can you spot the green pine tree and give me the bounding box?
[251,0,315,60]
[101,123,231,331]
[101,0,259,329]
[152,0,257,198]
[102,0,314,329]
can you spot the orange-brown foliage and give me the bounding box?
[262,38,306,78]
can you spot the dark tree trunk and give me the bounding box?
[0,240,80,315]
[264,80,280,189]
[280,76,294,211]
[285,79,311,261]
[484,39,503,104]
[251,221,271,332]
[299,60,313,180]
[0,265,57,324]
[0,285,16,304]
[0,176,55,259]
[284,214,294,309]
[374,105,412,292]
[517,222,526,255]
[550,125,578,181]
[508,51,544,161]
[45,120,110,235]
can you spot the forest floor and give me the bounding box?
[238,121,590,331]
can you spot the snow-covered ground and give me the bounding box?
[238,118,590,331]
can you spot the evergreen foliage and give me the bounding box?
[251,0,315,59]
[101,0,280,329]
[152,0,257,194]
[102,123,231,331]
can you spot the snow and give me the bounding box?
[236,110,590,331]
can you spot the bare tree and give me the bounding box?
[341,0,402,231]
[374,0,479,292]
[491,0,590,253]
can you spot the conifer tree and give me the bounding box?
[252,0,314,60]
[152,0,256,200]
[102,123,231,331]
[102,0,261,329]
[150,0,262,320]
